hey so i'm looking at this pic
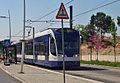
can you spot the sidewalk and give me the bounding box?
[0,62,101,83]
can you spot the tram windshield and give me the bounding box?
[55,33,79,54]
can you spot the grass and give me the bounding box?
[80,60,120,67]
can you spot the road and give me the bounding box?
[0,63,101,83]
[1,62,120,83]
[0,67,21,83]
[57,64,120,83]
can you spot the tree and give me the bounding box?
[73,24,85,60]
[110,20,117,63]
[73,24,96,43]
[89,32,102,61]
[73,24,86,42]
[88,29,95,61]
[86,25,96,61]
[117,16,120,27]
[90,12,112,38]
[85,24,96,42]
[74,24,95,61]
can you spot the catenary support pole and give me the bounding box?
[20,0,26,73]
[33,27,35,63]
[70,6,73,29]
[8,10,11,41]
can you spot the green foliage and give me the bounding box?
[73,24,84,30]
[80,60,120,67]
[110,21,117,47]
[117,16,120,27]
[73,24,85,41]
[90,12,112,35]
[111,39,117,47]
[73,24,95,43]
[0,41,3,54]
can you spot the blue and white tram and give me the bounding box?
[16,28,80,67]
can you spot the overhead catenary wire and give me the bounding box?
[0,34,7,37]
[73,0,120,20]
[42,0,109,23]
[27,20,69,23]
[26,0,74,29]
[96,0,110,7]
[14,0,118,37]
[14,29,23,36]
[32,0,74,21]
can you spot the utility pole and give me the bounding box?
[0,10,11,41]
[8,10,11,41]
[33,27,35,63]
[20,0,26,73]
[70,6,73,29]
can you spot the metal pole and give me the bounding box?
[79,34,81,63]
[62,19,65,83]
[20,0,26,73]
[70,6,73,29]
[33,27,35,63]
[8,10,11,41]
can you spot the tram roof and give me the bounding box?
[13,28,78,44]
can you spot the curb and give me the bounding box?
[0,64,26,83]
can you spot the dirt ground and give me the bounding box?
[81,42,120,56]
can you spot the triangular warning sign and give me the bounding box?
[56,3,69,19]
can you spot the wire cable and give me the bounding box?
[13,29,23,36]
[33,0,74,21]
[96,0,109,7]
[74,0,120,20]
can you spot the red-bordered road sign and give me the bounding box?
[56,3,69,19]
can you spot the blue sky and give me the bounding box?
[0,0,120,41]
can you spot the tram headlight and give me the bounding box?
[58,55,64,57]
[73,54,79,57]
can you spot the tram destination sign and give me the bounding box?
[56,3,69,19]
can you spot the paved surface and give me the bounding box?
[68,64,120,83]
[0,62,102,83]
[0,67,21,83]
[1,62,120,83]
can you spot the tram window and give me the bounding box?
[36,39,45,55]
[17,44,22,54]
[39,41,44,55]
[50,38,56,56]
[56,28,75,33]
[25,42,33,55]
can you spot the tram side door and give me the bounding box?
[35,43,38,62]
[45,38,49,61]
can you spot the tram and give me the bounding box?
[16,28,80,67]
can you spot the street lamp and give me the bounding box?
[0,10,11,41]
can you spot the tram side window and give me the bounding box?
[50,38,56,56]
[17,44,22,54]
[36,39,45,55]
[25,42,33,55]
